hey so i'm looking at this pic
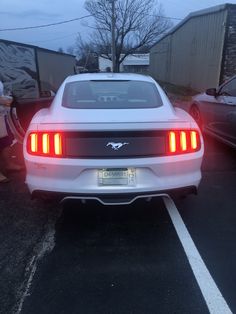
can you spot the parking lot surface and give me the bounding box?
[0,134,236,314]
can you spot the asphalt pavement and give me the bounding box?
[0,133,236,314]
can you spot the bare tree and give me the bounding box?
[80,0,172,72]
[74,34,98,71]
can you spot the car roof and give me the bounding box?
[65,72,156,84]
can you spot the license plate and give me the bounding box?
[98,168,136,186]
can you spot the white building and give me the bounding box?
[99,53,149,73]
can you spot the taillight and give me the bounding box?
[167,130,201,154]
[54,133,62,156]
[42,133,50,154]
[169,131,176,153]
[29,133,38,153]
[27,132,64,157]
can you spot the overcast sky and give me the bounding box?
[1,0,236,53]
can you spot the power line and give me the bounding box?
[0,13,182,32]
[0,15,92,32]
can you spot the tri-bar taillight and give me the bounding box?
[26,130,201,157]
[167,130,201,154]
[27,132,63,157]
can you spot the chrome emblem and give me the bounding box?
[106,142,129,150]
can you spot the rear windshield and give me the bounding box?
[62,80,163,109]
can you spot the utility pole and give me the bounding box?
[111,0,116,72]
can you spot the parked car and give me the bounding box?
[23,73,204,205]
[189,75,236,148]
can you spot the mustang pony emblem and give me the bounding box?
[106,142,129,150]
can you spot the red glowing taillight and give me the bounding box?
[27,132,63,157]
[29,133,38,153]
[54,133,63,156]
[167,130,201,154]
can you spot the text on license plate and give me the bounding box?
[98,168,136,186]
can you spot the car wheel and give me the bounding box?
[190,105,202,129]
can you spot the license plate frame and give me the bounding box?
[98,168,136,186]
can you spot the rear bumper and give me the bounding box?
[32,186,197,205]
[24,148,203,205]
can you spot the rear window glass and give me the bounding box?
[62,80,163,109]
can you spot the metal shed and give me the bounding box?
[150,4,236,91]
[0,39,76,98]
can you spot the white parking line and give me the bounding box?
[163,196,232,314]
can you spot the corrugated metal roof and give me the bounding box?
[0,38,75,57]
[123,54,149,66]
[151,3,234,48]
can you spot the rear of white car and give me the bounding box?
[23,73,204,205]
